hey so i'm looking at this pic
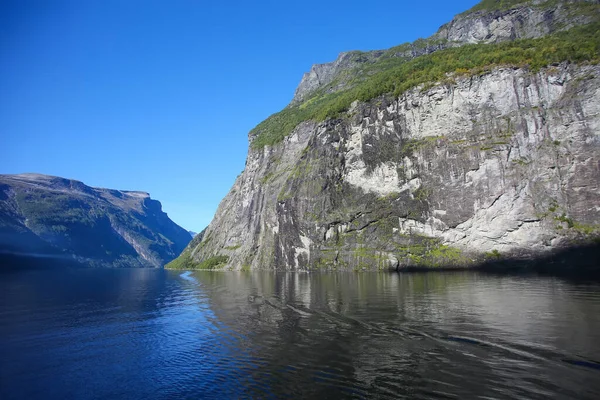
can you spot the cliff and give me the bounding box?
[0,174,192,268]
[173,0,600,271]
[292,0,600,104]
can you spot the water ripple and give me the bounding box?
[2,270,600,399]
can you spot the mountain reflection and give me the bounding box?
[2,269,600,399]
[187,271,600,399]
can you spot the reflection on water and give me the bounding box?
[1,269,600,399]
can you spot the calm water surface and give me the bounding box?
[1,269,600,399]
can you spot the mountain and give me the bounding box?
[170,0,600,271]
[0,173,191,268]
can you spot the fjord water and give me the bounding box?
[1,269,600,399]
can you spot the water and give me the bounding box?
[2,269,600,399]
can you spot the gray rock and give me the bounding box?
[292,0,599,103]
[188,63,600,271]
[179,0,600,271]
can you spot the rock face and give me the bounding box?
[0,174,191,268]
[292,51,385,104]
[180,0,600,271]
[434,0,598,45]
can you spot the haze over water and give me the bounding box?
[2,269,600,399]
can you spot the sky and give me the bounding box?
[0,0,481,232]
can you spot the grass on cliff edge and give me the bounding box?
[459,0,599,15]
[250,21,600,149]
[460,0,535,15]
[165,254,229,270]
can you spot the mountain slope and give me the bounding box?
[174,0,600,271]
[292,0,599,104]
[0,174,191,268]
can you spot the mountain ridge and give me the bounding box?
[291,0,600,105]
[0,173,191,268]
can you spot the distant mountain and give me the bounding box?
[188,231,198,237]
[0,173,191,268]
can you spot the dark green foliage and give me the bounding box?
[197,255,229,269]
[399,137,443,158]
[413,186,431,202]
[556,213,575,228]
[251,22,600,149]
[164,251,195,269]
[484,249,502,259]
[166,253,229,270]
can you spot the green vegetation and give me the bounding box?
[164,251,195,269]
[484,249,502,259]
[413,186,431,202]
[317,223,471,269]
[250,21,600,149]
[166,253,229,270]
[553,213,600,235]
[277,187,293,202]
[259,172,275,185]
[15,192,95,228]
[401,242,469,267]
[512,157,531,166]
[224,244,241,250]
[353,246,388,270]
[377,192,402,203]
[197,255,229,269]
[535,202,600,237]
[339,240,469,269]
[460,0,600,16]
[399,136,443,158]
[555,213,575,228]
[573,223,600,235]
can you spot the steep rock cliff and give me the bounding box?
[0,174,192,268]
[176,0,600,270]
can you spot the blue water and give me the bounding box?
[2,269,600,399]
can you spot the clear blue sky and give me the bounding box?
[0,0,480,232]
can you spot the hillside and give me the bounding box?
[0,173,191,268]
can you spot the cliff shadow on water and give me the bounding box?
[397,242,600,279]
[477,241,600,278]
